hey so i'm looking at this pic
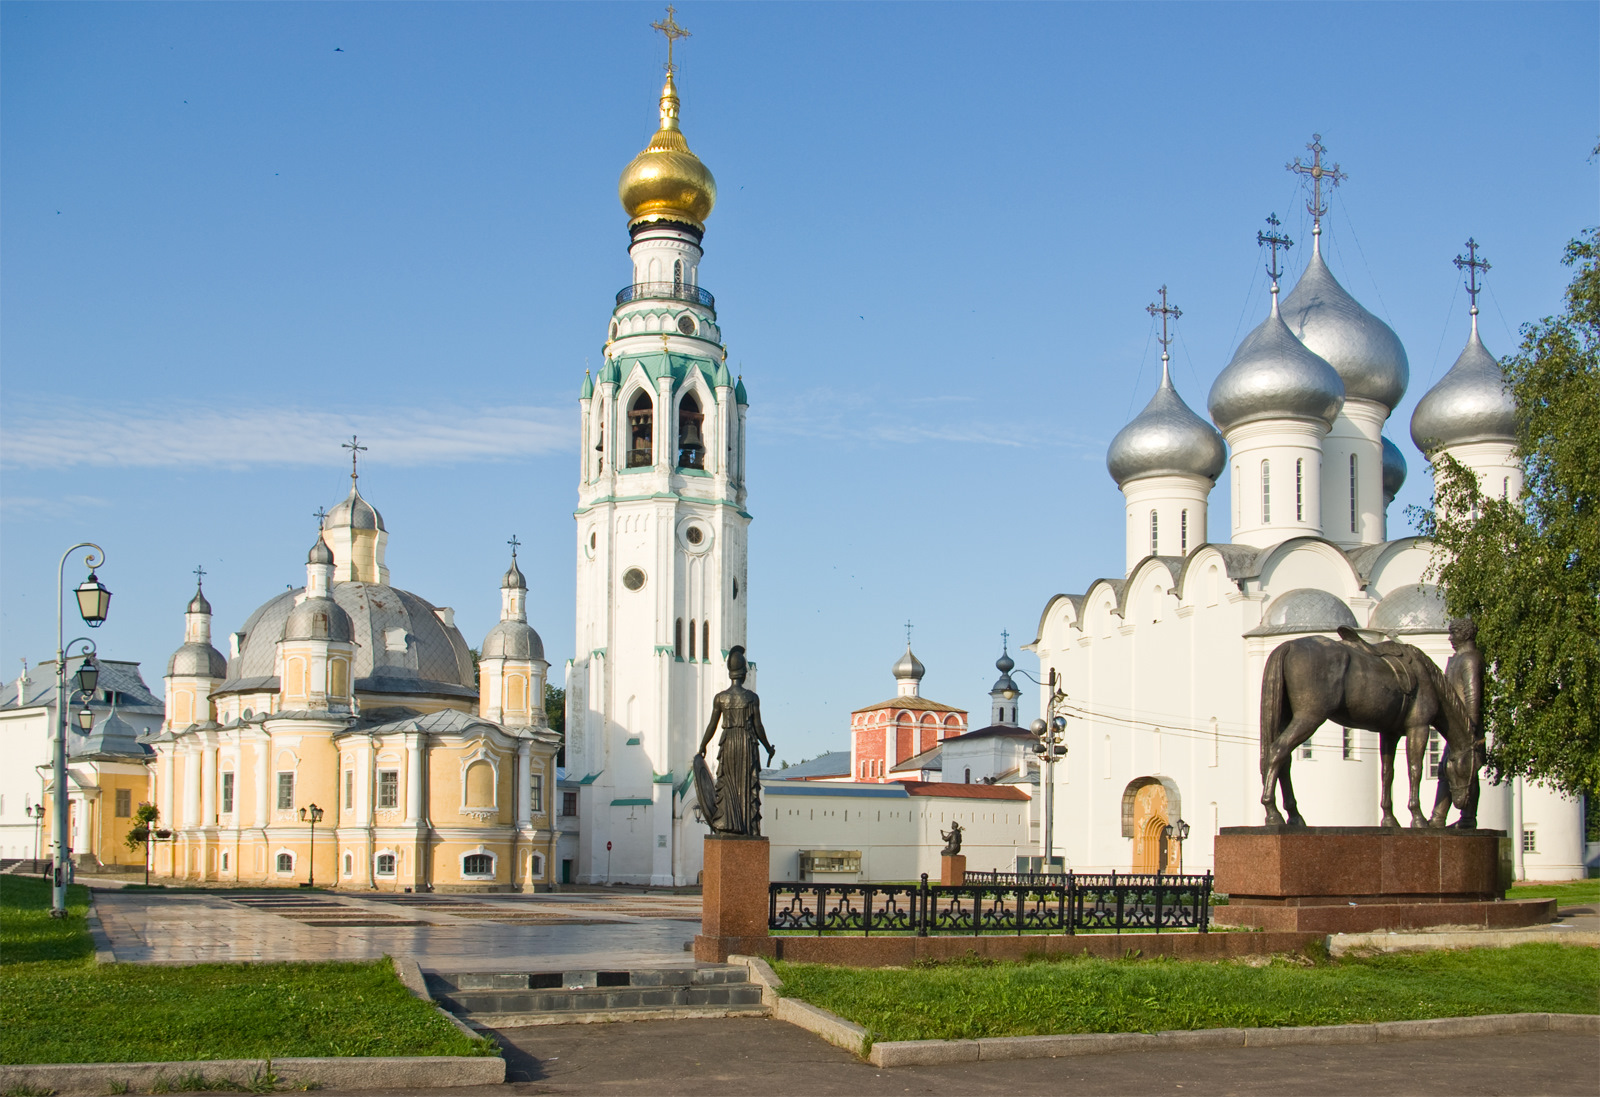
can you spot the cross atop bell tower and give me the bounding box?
[1146,285,1182,383]
[1257,213,1294,301]
[651,6,691,74]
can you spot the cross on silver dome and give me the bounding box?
[1411,239,1514,451]
[1108,286,1226,487]
[1257,214,1294,296]
[1455,238,1492,336]
[342,435,367,484]
[1288,134,1347,236]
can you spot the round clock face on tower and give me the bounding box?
[622,567,646,591]
[676,314,696,336]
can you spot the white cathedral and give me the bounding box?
[1027,160,1585,880]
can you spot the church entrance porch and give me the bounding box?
[1125,777,1182,874]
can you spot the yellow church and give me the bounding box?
[147,470,561,891]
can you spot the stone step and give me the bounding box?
[426,964,748,994]
[435,982,764,1016]
[460,1001,768,1028]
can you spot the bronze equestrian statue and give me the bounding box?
[1430,618,1486,828]
[695,646,775,837]
[1258,628,1476,828]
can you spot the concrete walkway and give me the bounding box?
[311,1018,1597,1096]
[91,887,698,971]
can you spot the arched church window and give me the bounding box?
[673,258,683,290]
[1260,460,1272,524]
[675,618,684,658]
[689,619,697,660]
[1180,509,1188,554]
[703,621,710,661]
[1295,458,1305,522]
[965,768,971,784]
[677,394,705,470]
[627,392,654,468]
[1349,454,1358,532]
[1149,510,1159,556]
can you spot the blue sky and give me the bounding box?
[3,2,1595,764]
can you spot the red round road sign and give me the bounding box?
[607,841,613,851]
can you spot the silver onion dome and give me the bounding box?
[328,484,386,532]
[307,535,334,567]
[187,585,211,615]
[1108,366,1227,487]
[503,555,527,591]
[1381,436,1407,504]
[1410,327,1516,453]
[1281,243,1410,410]
[892,646,925,683]
[1209,302,1345,434]
[167,641,227,678]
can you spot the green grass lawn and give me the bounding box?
[0,876,492,1065]
[1510,878,1599,906]
[774,945,1600,1043]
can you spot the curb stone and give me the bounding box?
[85,902,116,964]
[391,956,486,1044]
[773,999,870,1057]
[1328,929,1600,957]
[0,1055,505,1096]
[854,1013,1598,1068]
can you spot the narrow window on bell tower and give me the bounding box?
[675,618,683,659]
[688,619,697,660]
[673,258,683,291]
[1260,460,1272,524]
[1295,458,1304,522]
[627,391,654,468]
[1180,509,1189,554]
[677,394,705,470]
[1149,510,1159,556]
[703,620,710,661]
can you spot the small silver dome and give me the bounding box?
[1370,583,1448,634]
[482,619,545,662]
[1107,368,1227,487]
[307,536,334,567]
[892,646,925,681]
[503,556,527,591]
[996,650,1015,675]
[1281,245,1410,410]
[1209,304,1345,434]
[327,484,386,532]
[187,585,211,615]
[1381,436,1407,503]
[167,641,227,678]
[1244,587,1358,636]
[284,596,354,642]
[1410,328,1516,452]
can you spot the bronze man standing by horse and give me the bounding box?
[1258,626,1477,828]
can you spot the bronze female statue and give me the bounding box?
[695,646,775,837]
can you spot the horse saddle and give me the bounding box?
[1337,626,1417,695]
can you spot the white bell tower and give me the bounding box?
[566,22,749,886]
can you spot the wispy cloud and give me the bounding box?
[1,401,575,470]
[0,494,111,518]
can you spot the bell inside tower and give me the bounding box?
[628,392,654,468]
[677,394,705,469]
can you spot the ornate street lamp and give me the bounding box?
[50,542,108,918]
[1022,666,1071,875]
[298,803,324,888]
[1162,818,1191,874]
[27,803,46,864]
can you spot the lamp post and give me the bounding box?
[1162,818,1191,875]
[298,803,324,888]
[52,543,110,918]
[1025,667,1070,874]
[27,803,46,866]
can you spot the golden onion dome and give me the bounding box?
[618,73,717,228]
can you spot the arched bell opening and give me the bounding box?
[677,393,705,470]
[627,391,654,468]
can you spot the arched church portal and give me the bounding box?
[1122,776,1182,873]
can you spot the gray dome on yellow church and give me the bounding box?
[148,469,561,893]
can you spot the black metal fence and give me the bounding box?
[615,282,716,309]
[769,872,1212,936]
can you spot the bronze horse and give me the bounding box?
[1259,632,1475,828]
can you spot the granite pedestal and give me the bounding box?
[694,835,773,962]
[1212,826,1552,932]
[939,854,967,886]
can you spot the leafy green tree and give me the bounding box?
[1413,229,1599,798]
[545,683,566,766]
[123,802,161,852]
